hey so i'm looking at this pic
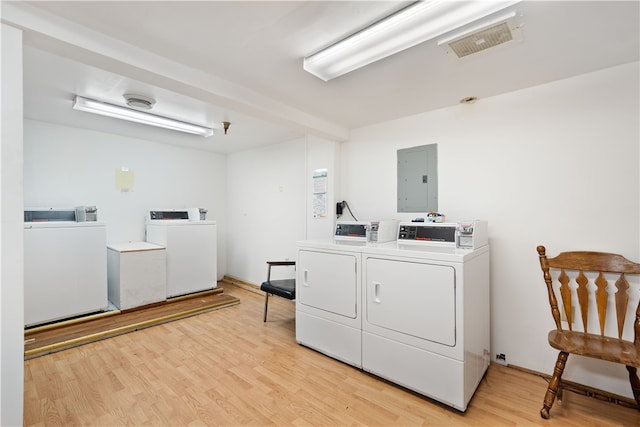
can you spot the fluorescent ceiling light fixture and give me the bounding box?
[72,95,214,137]
[303,0,522,81]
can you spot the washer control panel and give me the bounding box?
[149,210,189,220]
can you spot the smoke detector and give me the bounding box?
[123,94,155,110]
[438,12,522,58]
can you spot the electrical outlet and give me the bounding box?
[495,353,507,366]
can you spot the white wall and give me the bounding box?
[226,138,307,285]
[23,120,228,279]
[225,135,341,286]
[0,23,25,427]
[340,62,640,398]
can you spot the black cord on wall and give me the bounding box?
[336,200,358,221]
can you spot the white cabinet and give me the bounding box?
[107,242,166,310]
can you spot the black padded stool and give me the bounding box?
[260,261,296,322]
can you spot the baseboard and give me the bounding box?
[504,363,639,410]
[221,275,262,295]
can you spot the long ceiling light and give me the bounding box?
[303,0,521,81]
[72,95,214,137]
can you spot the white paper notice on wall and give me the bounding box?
[313,193,327,218]
[312,169,327,218]
[115,167,135,192]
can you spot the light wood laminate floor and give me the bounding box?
[24,283,640,426]
[24,288,239,359]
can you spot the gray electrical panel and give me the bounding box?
[397,144,438,212]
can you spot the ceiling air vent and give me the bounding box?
[438,12,522,58]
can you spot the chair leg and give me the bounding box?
[557,383,563,403]
[541,351,569,419]
[626,366,640,408]
[263,292,269,322]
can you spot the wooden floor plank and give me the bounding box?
[24,282,640,426]
[24,288,239,358]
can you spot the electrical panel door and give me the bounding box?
[397,144,438,212]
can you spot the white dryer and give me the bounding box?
[296,239,364,367]
[145,209,217,298]
[360,222,490,412]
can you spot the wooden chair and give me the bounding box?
[260,261,296,322]
[537,245,640,419]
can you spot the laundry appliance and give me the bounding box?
[295,219,398,368]
[75,205,98,222]
[145,209,217,298]
[360,220,490,411]
[24,208,108,327]
[296,238,364,367]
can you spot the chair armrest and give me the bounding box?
[266,261,296,281]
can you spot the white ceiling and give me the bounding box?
[6,1,640,154]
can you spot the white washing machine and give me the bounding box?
[296,239,365,367]
[24,209,108,327]
[145,209,217,298]
[360,221,490,411]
